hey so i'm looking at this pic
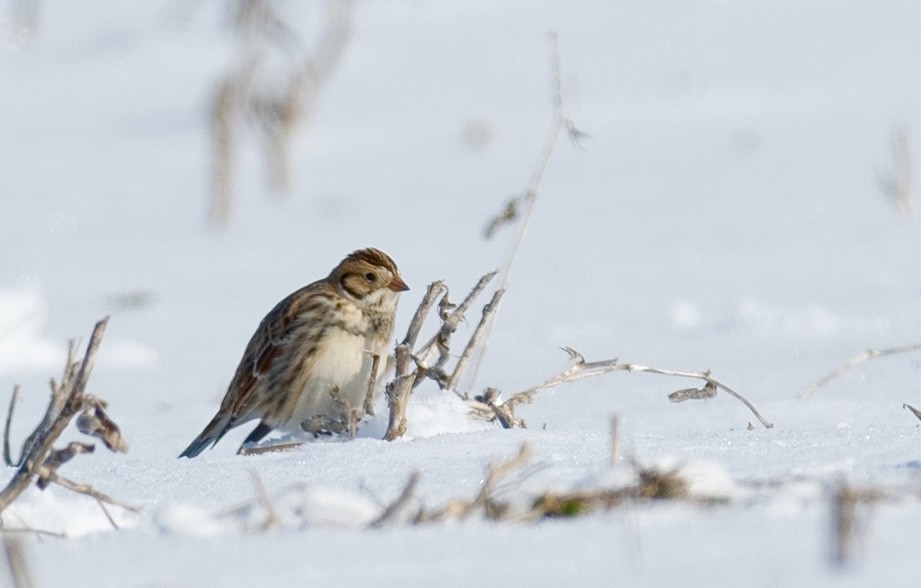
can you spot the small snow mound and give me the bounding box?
[279,485,380,527]
[403,391,494,439]
[155,503,235,538]
[361,388,493,440]
[677,460,736,498]
[155,486,381,536]
[5,488,137,537]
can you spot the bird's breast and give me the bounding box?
[285,325,388,431]
[309,328,369,386]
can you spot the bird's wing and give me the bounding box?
[219,283,323,426]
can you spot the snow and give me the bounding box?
[3,1,921,586]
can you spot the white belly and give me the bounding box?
[286,328,385,432]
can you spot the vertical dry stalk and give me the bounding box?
[883,125,914,220]
[1,535,33,588]
[208,0,353,226]
[830,483,859,568]
[210,72,249,226]
[412,271,496,391]
[610,415,621,465]
[456,443,532,520]
[383,275,506,440]
[465,32,578,391]
[369,472,420,529]
[829,482,883,569]
[3,386,20,467]
[384,282,446,441]
[362,353,381,417]
[444,289,505,393]
[261,0,352,194]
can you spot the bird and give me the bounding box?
[179,247,408,458]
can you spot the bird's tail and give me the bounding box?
[178,413,232,458]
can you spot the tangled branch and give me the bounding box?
[0,318,137,524]
[467,347,773,430]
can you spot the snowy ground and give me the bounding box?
[3,1,921,586]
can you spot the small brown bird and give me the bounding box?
[179,248,408,458]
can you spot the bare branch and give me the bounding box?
[467,31,580,392]
[1,534,34,588]
[248,471,280,533]
[459,443,532,520]
[44,473,139,514]
[238,441,303,456]
[0,317,134,521]
[503,351,773,429]
[3,386,19,467]
[445,289,505,393]
[362,352,381,417]
[414,271,496,384]
[369,471,419,529]
[36,442,95,490]
[829,481,885,568]
[469,388,524,429]
[209,0,354,226]
[798,342,921,399]
[0,318,110,512]
[903,403,921,422]
[93,498,119,531]
[76,396,128,453]
[383,281,447,441]
[416,443,532,523]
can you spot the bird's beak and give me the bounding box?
[388,274,409,292]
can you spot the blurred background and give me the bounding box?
[2,0,921,452]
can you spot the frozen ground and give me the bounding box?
[3,1,921,586]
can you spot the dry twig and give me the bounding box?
[369,472,419,529]
[413,271,496,392]
[467,32,584,391]
[459,443,532,520]
[2,386,19,468]
[468,348,773,429]
[1,534,33,588]
[238,442,304,456]
[0,317,135,521]
[610,414,622,465]
[209,0,353,226]
[383,274,506,440]
[829,481,885,568]
[362,352,381,417]
[383,281,446,441]
[798,342,921,399]
[413,443,533,524]
[445,289,504,394]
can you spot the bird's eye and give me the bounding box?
[364,272,377,282]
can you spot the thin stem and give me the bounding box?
[798,342,921,399]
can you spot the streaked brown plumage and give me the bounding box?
[179,248,408,458]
